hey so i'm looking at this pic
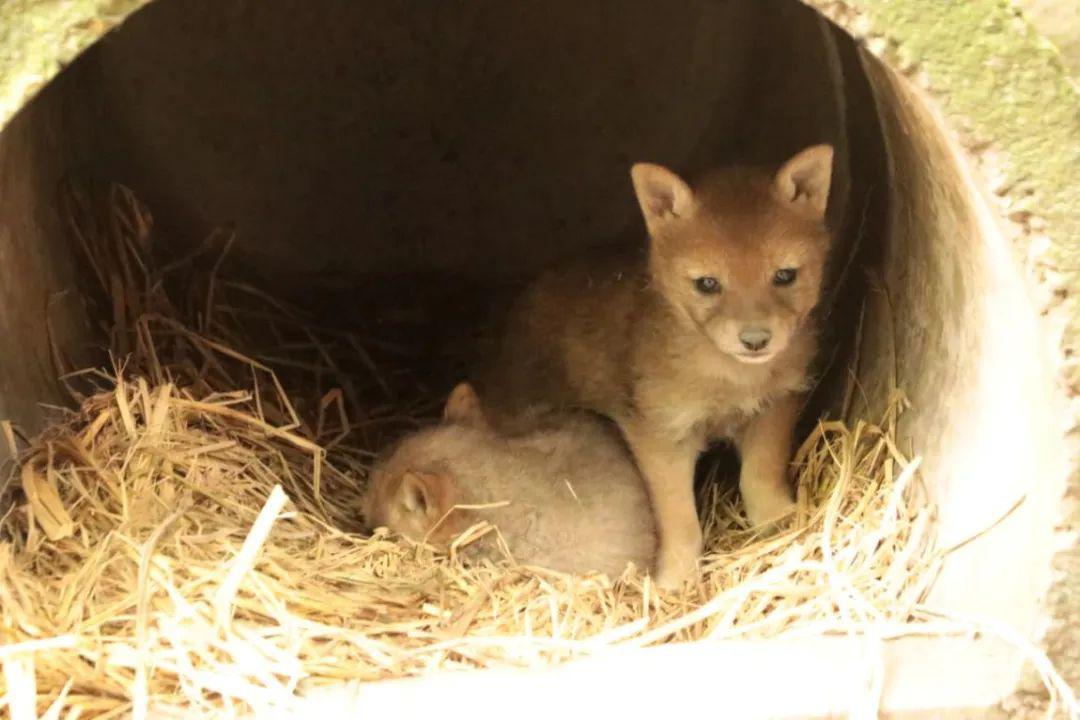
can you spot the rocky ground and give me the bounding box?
[1019,0,1080,77]
[997,3,1079,717]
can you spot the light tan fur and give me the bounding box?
[477,145,835,588]
[363,383,656,578]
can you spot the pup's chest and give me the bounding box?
[638,354,808,443]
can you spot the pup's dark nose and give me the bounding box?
[739,327,772,352]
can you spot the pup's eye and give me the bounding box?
[694,276,721,295]
[773,268,798,286]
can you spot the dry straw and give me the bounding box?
[0,183,1072,718]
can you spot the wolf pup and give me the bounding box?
[364,383,656,578]
[478,145,834,588]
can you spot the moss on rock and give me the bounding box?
[0,0,150,131]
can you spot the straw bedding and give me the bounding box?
[0,182,943,718]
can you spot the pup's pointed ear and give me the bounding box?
[630,163,696,236]
[400,470,456,520]
[443,382,485,426]
[773,144,833,219]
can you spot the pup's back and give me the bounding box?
[364,385,656,577]
[484,411,656,576]
[475,244,647,427]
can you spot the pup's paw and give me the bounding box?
[653,552,699,590]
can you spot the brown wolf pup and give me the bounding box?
[477,145,834,588]
[363,383,656,578]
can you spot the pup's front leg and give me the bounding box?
[622,422,701,589]
[737,393,801,528]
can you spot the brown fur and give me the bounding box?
[477,146,835,588]
[363,384,656,578]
